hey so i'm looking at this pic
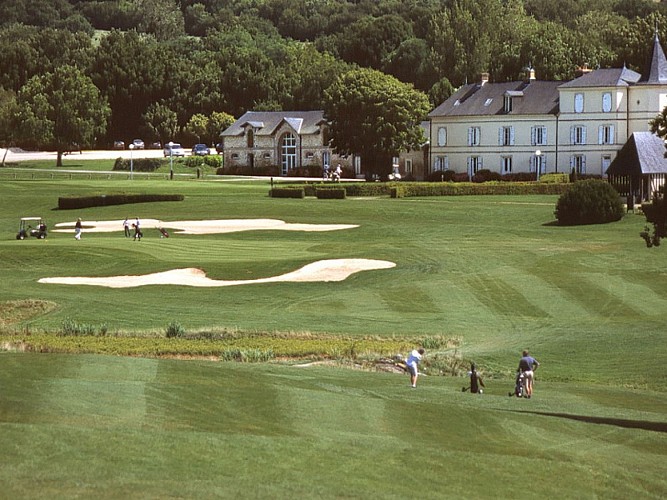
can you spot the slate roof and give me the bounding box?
[639,33,667,84]
[428,80,560,118]
[222,110,326,136]
[607,132,667,176]
[558,67,641,89]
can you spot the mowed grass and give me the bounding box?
[1,178,665,386]
[0,353,666,499]
[0,176,666,497]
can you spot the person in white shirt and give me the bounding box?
[406,348,425,388]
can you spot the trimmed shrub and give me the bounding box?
[316,188,346,199]
[472,169,502,183]
[554,179,624,225]
[113,157,163,172]
[640,188,667,247]
[185,155,222,169]
[58,194,184,209]
[270,188,305,198]
[540,173,569,184]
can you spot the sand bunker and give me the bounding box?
[53,219,359,235]
[38,259,396,288]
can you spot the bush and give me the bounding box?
[184,155,222,169]
[554,179,624,225]
[165,320,186,338]
[472,169,502,183]
[270,188,305,198]
[315,188,346,199]
[640,188,667,247]
[58,194,184,209]
[113,157,163,172]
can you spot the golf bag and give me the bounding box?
[158,227,169,238]
[462,365,484,394]
[509,371,525,397]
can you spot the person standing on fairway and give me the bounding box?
[518,350,539,398]
[406,348,425,388]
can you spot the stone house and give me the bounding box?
[219,110,358,176]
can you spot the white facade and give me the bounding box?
[429,36,667,178]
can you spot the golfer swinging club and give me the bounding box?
[406,348,425,388]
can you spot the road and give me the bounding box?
[1,148,179,162]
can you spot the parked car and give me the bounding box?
[215,143,223,154]
[113,140,125,150]
[192,144,210,156]
[150,141,162,149]
[131,139,145,149]
[163,143,186,157]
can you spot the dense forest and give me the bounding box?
[1,0,667,146]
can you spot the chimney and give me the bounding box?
[480,72,489,85]
[524,67,536,83]
[575,64,593,77]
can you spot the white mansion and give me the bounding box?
[428,34,667,179]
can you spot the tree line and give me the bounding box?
[0,0,666,163]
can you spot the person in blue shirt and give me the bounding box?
[518,350,540,398]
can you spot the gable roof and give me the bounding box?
[429,80,560,118]
[222,110,325,137]
[558,67,641,89]
[607,132,667,176]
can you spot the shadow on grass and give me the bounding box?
[505,409,667,433]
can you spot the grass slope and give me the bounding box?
[1,178,665,388]
[0,354,665,499]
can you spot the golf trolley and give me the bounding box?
[16,217,47,240]
[509,371,526,397]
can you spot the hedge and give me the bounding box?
[283,181,570,198]
[316,188,346,199]
[270,188,305,198]
[58,194,185,210]
[112,157,163,172]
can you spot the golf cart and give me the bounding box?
[17,217,47,240]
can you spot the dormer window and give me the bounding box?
[504,95,513,113]
[246,128,254,148]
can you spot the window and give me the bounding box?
[501,156,512,174]
[602,92,612,112]
[598,125,614,145]
[531,153,546,174]
[280,132,296,175]
[467,156,482,175]
[571,125,586,145]
[602,155,612,175]
[574,93,584,113]
[322,151,330,169]
[231,153,239,159]
[434,156,448,171]
[468,127,481,146]
[499,126,514,146]
[306,152,314,159]
[504,95,513,113]
[437,127,447,146]
[571,154,586,174]
[531,126,547,146]
[405,159,413,174]
[246,128,254,147]
[263,153,271,159]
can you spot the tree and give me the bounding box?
[142,102,179,146]
[15,66,109,166]
[323,68,430,179]
[208,111,235,144]
[0,88,18,165]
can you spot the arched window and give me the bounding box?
[281,132,296,175]
[246,129,254,148]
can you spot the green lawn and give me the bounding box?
[0,175,666,498]
[0,354,665,499]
